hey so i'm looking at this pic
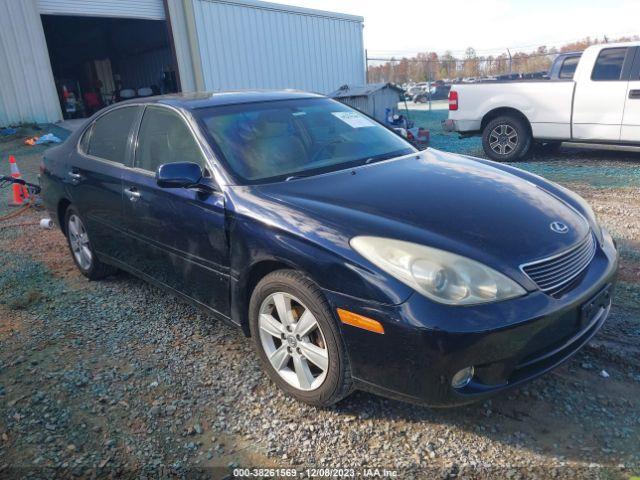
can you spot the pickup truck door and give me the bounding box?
[572,47,634,141]
[621,48,640,142]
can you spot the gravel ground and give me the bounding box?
[1,118,639,479]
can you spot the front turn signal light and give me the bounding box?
[337,308,385,334]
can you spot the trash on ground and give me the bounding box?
[600,370,610,378]
[39,218,54,229]
[35,134,62,145]
[1,128,18,136]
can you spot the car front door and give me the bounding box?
[69,106,141,262]
[572,47,633,141]
[122,105,230,318]
[621,48,640,142]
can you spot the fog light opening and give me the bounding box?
[451,366,475,389]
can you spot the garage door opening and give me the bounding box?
[41,15,180,119]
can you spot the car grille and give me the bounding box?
[521,233,596,296]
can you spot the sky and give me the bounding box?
[285,0,640,58]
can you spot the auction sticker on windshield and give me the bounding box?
[331,111,376,128]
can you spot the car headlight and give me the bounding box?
[351,236,526,305]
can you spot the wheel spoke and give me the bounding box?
[269,344,290,370]
[294,309,317,337]
[260,313,284,338]
[68,217,79,237]
[299,341,328,371]
[292,355,314,390]
[273,293,294,327]
[81,245,92,262]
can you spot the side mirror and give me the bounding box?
[156,162,205,189]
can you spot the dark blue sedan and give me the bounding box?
[40,91,618,407]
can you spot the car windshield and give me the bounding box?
[196,97,415,184]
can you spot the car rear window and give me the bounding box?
[591,48,627,81]
[559,56,580,79]
[87,106,139,163]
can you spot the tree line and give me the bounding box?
[367,35,640,83]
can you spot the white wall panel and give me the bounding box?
[191,0,365,94]
[38,0,166,20]
[0,0,61,126]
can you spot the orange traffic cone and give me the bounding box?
[8,155,29,207]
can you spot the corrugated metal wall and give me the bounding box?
[191,0,365,94]
[117,48,174,91]
[0,0,61,126]
[37,0,166,20]
[335,89,401,123]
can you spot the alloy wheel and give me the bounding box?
[489,124,519,156]
[258,292,329,391]
[68,214,93,270]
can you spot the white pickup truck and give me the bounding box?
[443,42,640,161]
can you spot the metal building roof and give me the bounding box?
[330,83,404,99]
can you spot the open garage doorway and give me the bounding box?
[41,15,180,119]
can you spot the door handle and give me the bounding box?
[125,187,141,202]
[68,170,83,182]
[629,89,640,99]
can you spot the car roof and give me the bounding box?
[117,90,325,110]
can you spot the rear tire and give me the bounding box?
[64,205,117,280]
[249,270,353,406]
[482,115,531,161]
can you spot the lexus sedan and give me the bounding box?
[40,91,618,407]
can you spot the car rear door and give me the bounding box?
[122,104,230,317]
[621,47,640,142]
[69,105,141,262]
[572,46,634,141]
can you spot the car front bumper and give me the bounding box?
[323,229,618,407]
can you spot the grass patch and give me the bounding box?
[0,251,64,313]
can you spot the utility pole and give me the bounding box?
[507,48,512,75]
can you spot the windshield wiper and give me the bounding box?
[362,151,405,165]
[284,174,309,181]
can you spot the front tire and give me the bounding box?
[249,270,352,406]
[64,205,116,280]
[482,115,531,161]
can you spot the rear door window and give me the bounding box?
[591,48,628,81]
[87,106,140,163]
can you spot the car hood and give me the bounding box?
[252,149,590,275]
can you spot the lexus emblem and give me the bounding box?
[550,221,569,234]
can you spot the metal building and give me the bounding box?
[330,83,403,123]
[0,0,365,126]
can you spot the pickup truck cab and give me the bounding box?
[444,42,640,160]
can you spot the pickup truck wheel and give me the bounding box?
[249,270,353,407]
[482,116,531,161]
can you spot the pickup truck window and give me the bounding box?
[559,57,579,79]
[591,48,628,81]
